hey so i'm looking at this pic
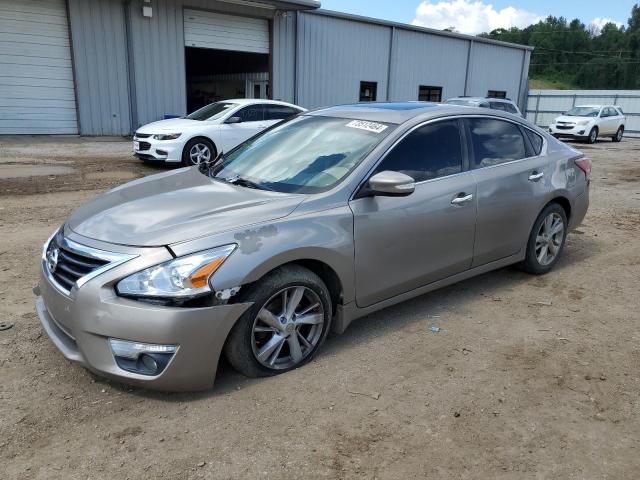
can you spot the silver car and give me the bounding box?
[36,103,590,391]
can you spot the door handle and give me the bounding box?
[451,193,473,205]
[529,171,544,181]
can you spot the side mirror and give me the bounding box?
[226,116,242,124]
[366,171,415,197]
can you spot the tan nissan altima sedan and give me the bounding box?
[35,102,590,391]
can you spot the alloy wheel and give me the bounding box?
[590,129,597,143]
[189,143,211,165]
[535,212,564,266]
[617,129,623,141]
[251,286,325,370]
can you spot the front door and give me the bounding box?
[464,117,552,267]
[350,119,477,308]
[219,104,266,151]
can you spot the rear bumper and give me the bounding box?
[569,183,589,230]
[35,237,250,391]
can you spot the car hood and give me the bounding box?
[136,118,213,133]
[67,168,305,247]
[555,115,593,123]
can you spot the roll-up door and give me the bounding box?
[0,0,78,134]
[184,9,269,54]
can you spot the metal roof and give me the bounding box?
[310,9,534,52]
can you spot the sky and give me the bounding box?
[319,0,638,35]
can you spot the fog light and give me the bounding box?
[156,149,168,156]
[109,339,177,376]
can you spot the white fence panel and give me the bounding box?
[526,89,640,137]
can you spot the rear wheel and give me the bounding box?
[612,126,624,142]
[520,203,568,275]
[224,265,332,378]
[181,137,216,167]
[586,127,598,144]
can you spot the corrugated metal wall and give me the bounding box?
[272,12,296,103]
[64,1,531,135]
[296,12,392,109]
[467,42,526,102]
[389,29,469,102]
[68,0,130,136]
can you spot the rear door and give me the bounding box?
[350,119,477,307]
[262,104,302,128]
[465,117,551,267]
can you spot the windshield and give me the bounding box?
[565,107,600,117]
[186,102,237,121]
[211,115,396,193]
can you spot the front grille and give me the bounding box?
[46,235,108,292]
[137,141,151,151]
[134,133,152,139]
[556,125,573,130]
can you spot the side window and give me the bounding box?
[263,105,300,121]
[487,90,507,99]
[489,102,507,112]
[524,129,544,156]
[467,118,527,168]
[235,105,264,123]
[374,120,463,182]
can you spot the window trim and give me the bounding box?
[351,114,549,200]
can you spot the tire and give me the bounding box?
[612,126,624,143]
[181,137,216,167]
[223,265,332,378]
[520,203,568,275]
[586,127,598,144]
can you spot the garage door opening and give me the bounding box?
[185,47,269,113]
[183,9,271,114]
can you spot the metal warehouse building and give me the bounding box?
[0,0,532,135]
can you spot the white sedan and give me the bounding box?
[133,99,306,165]
[548,105,625,144]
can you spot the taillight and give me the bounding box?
[575,157,592,179]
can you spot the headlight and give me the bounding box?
[577,120,590,126]
[152,133,181,140]
[116,245,236,298]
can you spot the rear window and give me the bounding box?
[467,118,527,168]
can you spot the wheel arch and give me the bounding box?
[181,135,218,159]
[234,256,346,317]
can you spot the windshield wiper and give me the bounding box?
[224,175,272,191]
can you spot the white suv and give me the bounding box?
[549,105,625,144]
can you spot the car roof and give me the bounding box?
[575,104,605,108]
[223,98,302,108]
[307,102,522,124]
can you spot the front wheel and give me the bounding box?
[520,204,568,275]
[181,137,216,167]
[612,126,624,143]
[586,127,598,144]
[224,265,332,378]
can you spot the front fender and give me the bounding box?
[170,206,356,304]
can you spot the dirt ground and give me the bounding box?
[0,135,639,480]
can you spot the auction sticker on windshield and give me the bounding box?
[346,120,388,134]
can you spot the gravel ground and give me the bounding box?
[0,136,639,479]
